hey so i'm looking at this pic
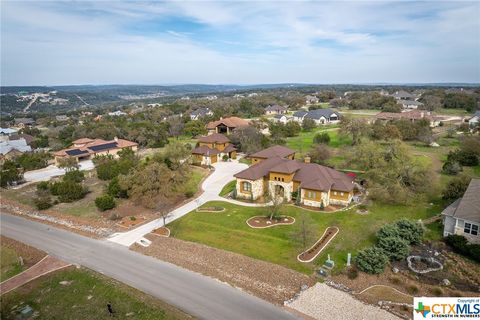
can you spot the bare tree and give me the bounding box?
[264,190,284,220]
[167,117,184,139]
[289,212,318,251]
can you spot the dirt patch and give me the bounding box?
[196,206,225,212]
[246,216,295,228]
[132,236,314,304]
[151,227,170,237]
[117,216,148,229]
[298,227,339,262]
[1,236,46,269]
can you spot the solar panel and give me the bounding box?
[88,142,118,152]
[65,149,89,156]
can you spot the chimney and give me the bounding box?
[304,156,311,163]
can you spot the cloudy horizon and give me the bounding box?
[1,1,479,86]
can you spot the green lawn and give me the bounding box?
[219,180,236,196]
[0,245,24,282]
[436,108,471,116]
[0,268,192,320]
[285,127,349,156]
[169,200,441,274]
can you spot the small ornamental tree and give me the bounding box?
[377,236,410,260]
[34,195,53,210]
[395,219,424,245]
[356,247,389,274]
[376,224,400,240]
[95,194,116,211]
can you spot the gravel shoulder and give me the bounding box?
[132,235,315,304]
[286,283,401,320]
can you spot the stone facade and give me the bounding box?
[268,180,293,202]
[300,189,330,207]
[236,178,264,200]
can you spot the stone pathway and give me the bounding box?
[0,255,70,295]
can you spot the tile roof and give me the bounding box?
[54,138,137,157]
[206,117,250,129]
[442,179,480,224]
[191,145,221,156]
[249,145,295,159]
[197,133,230,144]
[234,156,287,180]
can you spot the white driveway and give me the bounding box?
[22,160,95,183]
[108,160,256,246]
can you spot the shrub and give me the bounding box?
[63,169,85,183]
[442,161,462,175]
[389,276,402,285]
[130,216,136,221]
[108,213,121,221]
[107,177,128,198]
[51,180,88,202]
[34,195,53,210]
[347,267,359,279]
[432,287,443,296]
[377,236,410,260]
[184,190,194,198]
[395,219,423,245]
[95,194,116,211]
[407,284,419,294]
[36,181,50,191]
[377,224,400,240]
[222,155,229,161]
[313,132,330,144]
[356,246,389,274]
[443,176,471,200]
[445,234,480,262]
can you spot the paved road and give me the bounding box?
[108,160,261,246]
[1,213,300,320]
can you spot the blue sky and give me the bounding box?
[1,1,479,85]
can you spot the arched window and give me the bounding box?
[242,181,252,192]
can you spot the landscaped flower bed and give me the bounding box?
[118,216,146,228]
[246,216,295,228]
[151,227,170,237]
[196,206,225,212]
[298,226,339,262]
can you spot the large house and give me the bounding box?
[441,179,480,244]
[248,145,295,164]
[53,137,138,165]
[190,108,213,120]
[191,133,236,165]
[265,104,288,115]
[375,110,441,127]
[392,90,416,101]
[293,108,340,125]
[14,118,35,128]
[272,114,292,124]
[206,117,250,135]
[0,138,32,163]
[235,146,354,207]
[398,100,424,110]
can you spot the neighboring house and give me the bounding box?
[248,145,295,165]
[375,110,441,127]
[265,104,288,115]
[0,138,32,162]
[305,95,319,105]
[234,146,354,207]
[293,110,309,123]
[304,109,340,125]
[468,110,480,127]
[108,110,127,116]
[441,179,480,244]
[398,100,424,110]
[191,133,236,166]
[392,90,416,101]
[14,118,35,128]
[272,114,291,124]
[206,117,250,135]
[190,108,213,120]
[0,128,18,136]
[55,115,69,122]
[53,137,138,165]
[9,134,35,146]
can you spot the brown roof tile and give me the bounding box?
[197,133,230,144]
[206,117,250,129]
[249,145,295,159]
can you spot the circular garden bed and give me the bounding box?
[246,216,295,228]
[298,226,339,262]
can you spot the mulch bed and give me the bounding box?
[196,207,225,212]
[298,226,339,262]
[297,204,345,212]
[132,235,315,305]
[117,216,147,228]
[151,227,170,237]
[246,216,295,228]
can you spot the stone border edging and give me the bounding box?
[355,284,413,297]
[245,216,295,229]
[297,226,339,263]
[196,207,226,213]
[407,255,443,274]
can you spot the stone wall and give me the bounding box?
[236,178,264,200]
[268,181,293,202]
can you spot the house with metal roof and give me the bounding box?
[441,178,480,244]
[293,108,340,125]
[234,145,354,207]
[53,137,138,165]
[0,138,32,162]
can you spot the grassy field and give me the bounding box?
[285,126,350,156]
[169,200,443,274]
[0,268,192,320]
[0,245,24,282]
[219,180,236,196]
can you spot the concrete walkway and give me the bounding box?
[0,255,71,295]
[108,160,259,246]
